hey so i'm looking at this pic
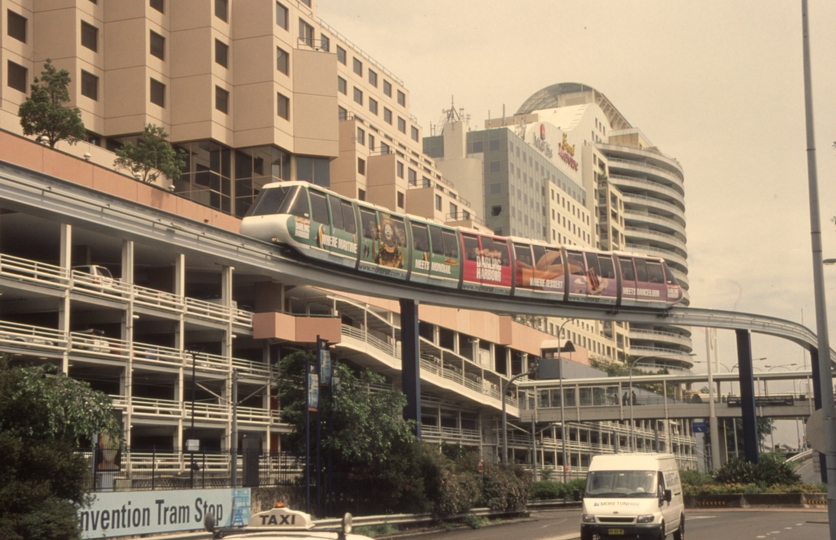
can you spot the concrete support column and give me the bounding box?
[121,240,135,451]
[400,299,421,439]
[735,329,759,463]
[58,223,72,374]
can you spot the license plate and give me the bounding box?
[608,529,625,535]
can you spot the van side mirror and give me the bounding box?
[664,489,672,502]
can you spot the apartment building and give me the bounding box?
[0,1,695,481]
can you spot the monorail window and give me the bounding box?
[392,217,407,247]
[360,209,377,239]
[662,261,677,285]
[514,244,532,266]
[328,195,344,230]
[646,261,664,283]
[429,226,444,255]
[481,237,494,252]
[619,258,636,280]
[532,245,546,266]
[634,258,649,282]
[442,230,459,258]
[310,191,329,225]
[586,253,601,277]
[463,235,479,261]
[599,255,616,279]
[493,239,510,266]
[567,252,585,275]
[412,223,430,252]
[245,185,293,216]
[341,201,356,234]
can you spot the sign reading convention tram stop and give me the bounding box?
[78,488,250,538]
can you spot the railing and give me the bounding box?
[0,252,67,285]
[341,323,400,359]
[605,156,684,182]
[608,174,685,200]
[0,320,66,353]
[133,283,184,311]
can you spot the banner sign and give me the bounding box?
[78,488,250,538]
[726,395,795,407]
[320,348,332,386]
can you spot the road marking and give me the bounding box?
[757,536,766,538]
[688,515,716,519]
[784,527,792,530]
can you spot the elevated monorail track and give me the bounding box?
[0,160,831,362]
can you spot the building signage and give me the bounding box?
[532,124,554,158]
[727,395,794,407]
[557,140,578,171]
[78,488,250,539]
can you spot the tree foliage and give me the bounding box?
[18,60,86,148]
[0,360,122,540]
[714,454,801,487]
[114,124,186,183]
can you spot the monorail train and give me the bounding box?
[241,182,683,309]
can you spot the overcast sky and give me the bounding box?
[317,1,836,446]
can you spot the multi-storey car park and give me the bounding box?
[0,0,696,486]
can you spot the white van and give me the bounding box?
[580,453,684,540]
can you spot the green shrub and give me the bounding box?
[714,455,800,487]
[354,524,398,537]
[680,469,714,487]
[462,514,488,529]
[479,463,532,511]
[530,478,586,500]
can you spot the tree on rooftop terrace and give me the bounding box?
[0,359,122,540]
[18,59,86,149]
[114,124,186,184]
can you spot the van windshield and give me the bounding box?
[585,470,657,498]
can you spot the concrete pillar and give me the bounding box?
[58,223,72,374]
[400,299,421,439]
[735,329,759,463]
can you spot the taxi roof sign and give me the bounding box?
[248,506,315,530]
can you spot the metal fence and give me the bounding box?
[76,447,306,492]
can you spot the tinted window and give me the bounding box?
[662,261,677,285]
[412,224,429,252]
[245,186,291,216]
[442,231,459,258]
[514,244,532,266]
[634,259,649,282]
[463,236,479,261]
[647,261,664,283]
[600,255,616,279]
[619,258,636,281]
[310,191,329,225]
[392,218,406,248]
[429,226,444,255]
[494,240,510,266]
[532,245,546,266]
[328,195,343,230]
[360,209,377,239]
[341,201,356,234]
[567,252,585,275]
[586,253,601,277]
[481,237,494,252]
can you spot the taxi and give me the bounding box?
[204,503,369,540]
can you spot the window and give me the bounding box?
[397,117,406,133]
[276,46,289,74]
[299,19,314,47]
[150,31,165,60]
[358,157,365,175]
[435,194,442,211]
[407,168,417,186]
[411,126,419,142]
[369,134,375,151]
[150,0,164,13]
[215,86,229,113]
[353,87,363,105]
[397,191,404,209]
[81,70,98,100]
[358,189,366,201]
[356,127,365,145]
[81,21,98,52]
[7,10,26,43]
[7,61,26,93]
[215,0,228,21]
[320,34,330,52]
[353,58,362,76]
[384,108,392,124]
[299,0,311,6]
[368,69,378,87]
[150,78,165,107]
[397,90,406,106]
[277,93,290,119]
[491,205,502,217]
[338,106,347,120]
[336,46,346,64]
[396,162,404,178]
[216,40,229,67]
[369,97,378,115]
[337,76,347,95]
[383,80,392,97]
[489,161,500,172]
[276,2,288,29]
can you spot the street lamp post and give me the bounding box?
[502,361,538,464]
[556,318,576,483]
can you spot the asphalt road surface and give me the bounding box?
[409,508,830,540]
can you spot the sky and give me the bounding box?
[317,1,836,448]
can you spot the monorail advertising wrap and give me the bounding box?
[241,182,683,310]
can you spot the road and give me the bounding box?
[409,508,830,540]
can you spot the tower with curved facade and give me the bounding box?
[516,83,693,372]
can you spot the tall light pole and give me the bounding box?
[502,360,538,464]
[556,318,576,483]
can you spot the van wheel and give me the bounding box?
[657,522,666,540]
[580,529,592,540]
[673,515,684,540]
